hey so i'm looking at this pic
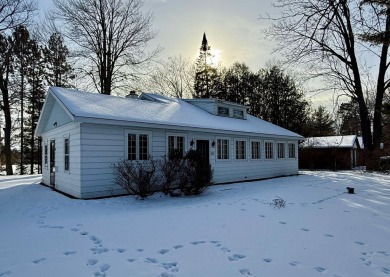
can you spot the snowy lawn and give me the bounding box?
[0,171,390,277]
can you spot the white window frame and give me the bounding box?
[64,135,70,171]
[125,130,152,161]
[166,133,187,158]
[216,137,231,161]
[288,142,297,159]
[250,139,262,160]
[264,140,274,160]
[234,138,247,160]
[277,142,286,159]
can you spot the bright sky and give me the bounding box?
[38,0,338,111]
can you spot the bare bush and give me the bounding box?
[270,196,286,209]
[111,157,159,199]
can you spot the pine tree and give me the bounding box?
[338,100,361,136]
[43,32,73,87]
[25,40,45,174]
[194,33,219,98]
[308,106,335,137]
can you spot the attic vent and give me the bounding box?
[126,90,138,99]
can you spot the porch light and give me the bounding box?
[190,139,194,147]
[211,140,215,147]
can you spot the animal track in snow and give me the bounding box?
[228,254,246,261]
[315,267,326,272]
[137,248,144,252]
[324,234,334,238]
[116,248,126,253]
[278,221,287,225]
[87,259,98,266]
[239,269,254,276]
[145,257,158,264]
[354,241,365,246]
[100,264,110,272]
[263,258,272,263]
[161,262,178,272]
[32,257,46,264]
[159,249,170,255]
[381,267,390,274]
[63,251,77,255]
[89,235,102,245]
[127,258,136,263]
[300,228,309,232]
[173,245,183,249]
[289,261,299,266]
[191,240,206,245]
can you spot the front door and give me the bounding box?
[49,140,55,187]
[196,140,210,166]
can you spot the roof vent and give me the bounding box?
[126,90,138,99]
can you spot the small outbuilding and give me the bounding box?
[299,135,362,170]
[35,87,303,199]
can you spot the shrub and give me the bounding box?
[111,157,159,199]
[159,155,182,195]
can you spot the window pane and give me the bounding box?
[233,109,244,118]
[252,141,260,159]
[278,143,285,159]
[44,144,48,166]
[217,139,229,159]
[177,136,184,157]
[128,134,136,160]
[289,143,295,158]
[64,138,70,171]
[236,140,246,159]
[265,142,273,159]
[218,106,229,116]
[139,134,148,160]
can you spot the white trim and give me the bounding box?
[125,129,153,160]
[234,138,248,160]
[288,141,297,159]
[264,140,274,160]
[277,141,286,159]
[250,139,262,160]
[166,132,188,157]
[215,137,231,161]
[44,139,48,168]
[64,136,70,172]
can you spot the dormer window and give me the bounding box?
[217,106,229,117]
[233,109,244,119]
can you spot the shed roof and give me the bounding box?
[36,87,303,139]
[301,135,359,149]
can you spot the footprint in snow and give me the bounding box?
[315,267,326,272]
[354,241,365,246]
[100,264,110,272]
[228,254,246,261]
[159,249,169,255]
[63,251,77,256]
[324,234,334,238]
[89,235,102,245]
[80,231,88,236]
[191,240,206,245]
[161,262,178,271]
[137,248,144,252]
[381,267,390,274]
[300,228,309,232]
[289,261,299,266]
[32,258,46,264]
[239,269,254,276]
[127,258,136,263]
[90,247,109,254]
[258,215,266,218]
[87,259,98,266]
[377,251,389,256]
[71,228,79,232]
[221,247,231,253]
[116,248,126,253]
[173,245,183,250]
[145,257,158,264]
[278,221,287,225]
[263,258,272,263]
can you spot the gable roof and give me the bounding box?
[36,87,303,139]
[301,135,359,149]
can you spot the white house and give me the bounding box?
[35,87,303,199]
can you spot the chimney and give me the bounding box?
[126,90,138,99]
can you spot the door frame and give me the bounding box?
[49,139,55,187]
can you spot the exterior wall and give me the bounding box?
[43,100,72,133]
[41,123,81,198]
[299,148,354,170]
[78,123,300,199]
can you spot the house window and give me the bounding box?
[251,140,261,159]
[64,138,70,171]
[44,142,48,167]
[217,138,229,160]
[217,106,229,117]
[168,135,185,158]
[233,109,244,119]
[127,132,150,160]
[288,143,296,158]
[277,143,285,159]
[265,141,274,159]
[235,140,246,159]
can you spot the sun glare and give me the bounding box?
[209,49,222,66]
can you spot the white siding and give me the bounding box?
[41,123,81,198]
[43,101,72,133]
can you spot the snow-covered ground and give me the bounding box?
[1,171,389,277]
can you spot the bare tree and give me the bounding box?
[0,0,36,33]
[141,56,195,98]
[53,0,160,95]
[264,0,390,170]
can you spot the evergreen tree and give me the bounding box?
[308,106,335,137]
[338,100,361,136]
[25,40,45,174]
[256,65,309,135]
[12,25,32,175]
[194,33,219,98]
[43,32,73,87]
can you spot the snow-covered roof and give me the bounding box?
[301,135,359,148]
[36,87,303,138]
